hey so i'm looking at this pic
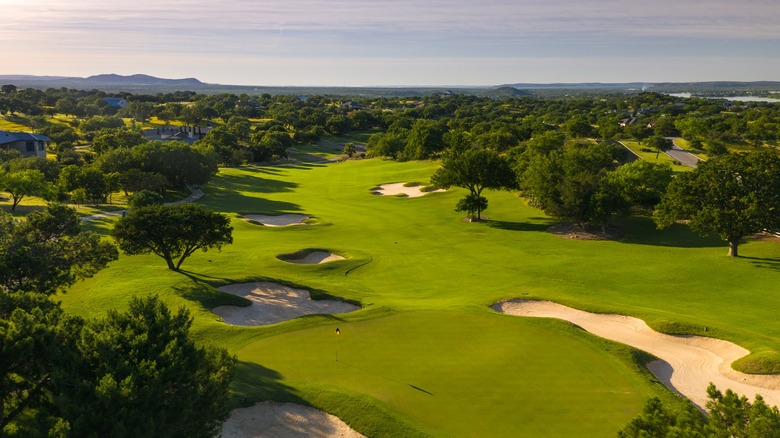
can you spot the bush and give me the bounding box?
[128,189,163,209]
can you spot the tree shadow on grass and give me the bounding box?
[212,171,299,194]
[171,272,251,308]
[172,272,364,309]
[741,256,780,272]
[615,216,724,248]
[230,361,306,407]
[486,219,553,232]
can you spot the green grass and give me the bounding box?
[0,115,34,131]
[621,140,692,172]
[60,158,780,436]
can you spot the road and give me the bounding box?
[666,139,703,168]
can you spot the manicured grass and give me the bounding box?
[237,312,661,437]
[61,158,780,436]
[621,140,691,172]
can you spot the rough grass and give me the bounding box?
[60,158,780,436]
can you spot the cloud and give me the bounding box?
[2,0,779,84]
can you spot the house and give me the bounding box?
[0,131,49,158]
[103,97,129,108]
[340,101,362,110]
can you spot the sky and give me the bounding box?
[1,0,780,86]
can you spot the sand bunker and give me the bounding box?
[222,402,365,438]
[493,300,780,410]
[279,250,345,264]
[372,182,444,198]
[245,214,309,227]
[213,282,359,326]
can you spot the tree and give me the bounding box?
[119,169,167,196]
[0,205,117,435]
[0,204,119,293]
[403,119,448,160]
[618,384,780,437]
[604,160,674,211]
[343,142,356,158]
[0,169,51,210]
[366,132,406,159]
[112,204,233,270]
[563,115,594,138]
[91,128,145,154]
[56,295,235,438]
[132,141,218,189]
[324,114,354,136]
[655,151,780,256]
[128,189,163,209]
[431,148,515,221]
[648,135,674,159]
[618,397,706,438]
[520,142,616,227]
[455,194,488,221]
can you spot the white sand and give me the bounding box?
[245,214,309,227]
[222,402,365,438]
[493,300,780,410]
[372,182,444,198]
[282,251,345,264]
[213,282,359,326]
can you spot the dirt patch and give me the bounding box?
[222,402,365,438]
[244,214,309,227]
[213,282,359,326]
[493,300,780,410]
[278,250,345,264]
[371,182,444,198]
[547,223,622,240]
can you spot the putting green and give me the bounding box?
[236,311,652,437]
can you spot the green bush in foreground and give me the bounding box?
[619,384,780,437]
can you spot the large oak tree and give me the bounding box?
[431,147,515,221]
[654,151,780,256]
[112,203,233,270]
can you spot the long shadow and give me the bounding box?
[487,219,552,232]
[615,216,724,248]
[230,361,306,406]
[212,172,299,194]
[173,272,363,308]
[171,272,251,308]
[742,256,780,272]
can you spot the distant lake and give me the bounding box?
[668,92,780,103]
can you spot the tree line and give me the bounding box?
[1,204,235,437]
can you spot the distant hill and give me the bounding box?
[80,74,204,86]
[0,73,206,92]
[1,74,778,97]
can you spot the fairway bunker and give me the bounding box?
[277,249,345,264]
[492,300,780,410]
[213,282,359,326]
[244,214,309,227]
[371,182,444,198]
[222,402,365,438]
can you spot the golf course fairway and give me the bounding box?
[62,158,780,436]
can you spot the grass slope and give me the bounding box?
[61,158,780,436]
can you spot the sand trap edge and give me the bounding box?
[243,214,311,227]
[213,281,360,327]
[221,402,366,438]
[277,249,346,264]
[371,182,445,198]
